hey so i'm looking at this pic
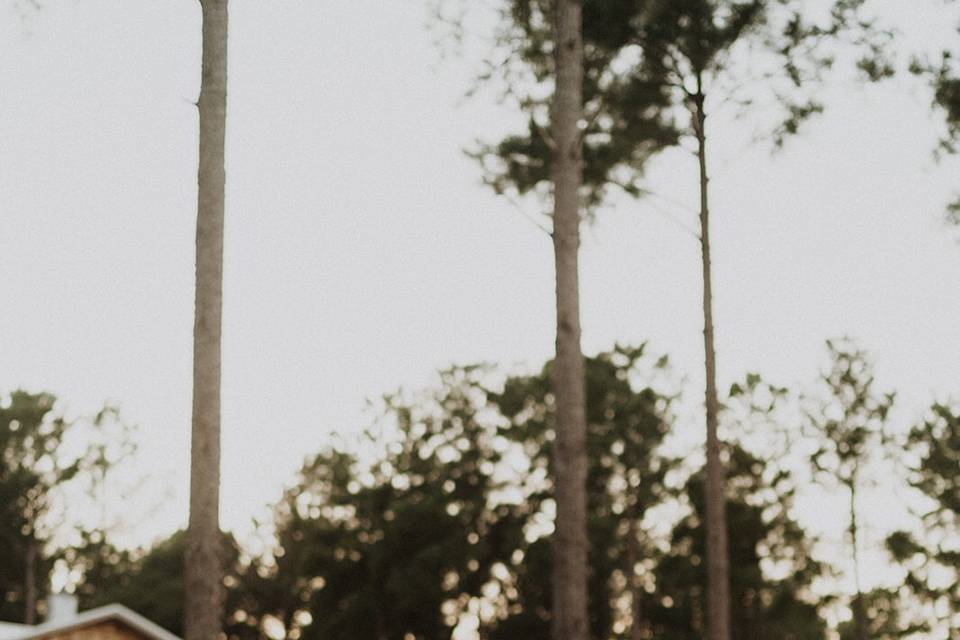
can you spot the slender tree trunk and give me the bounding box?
[627,519,645,640]
[24,538,37,625]
[693,87,731,640]
[376,606,389,640]
[630,590,644,640]
[550,2,589,640]
[849,480,869,640]
[185,2,227,639]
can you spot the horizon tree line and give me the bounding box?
[3,339,959,637]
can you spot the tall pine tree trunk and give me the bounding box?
[694,87,731,640]
[185,2,227,639]
[550,1,589,639]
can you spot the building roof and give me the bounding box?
[7,605,181,640]
[0,622,28,640]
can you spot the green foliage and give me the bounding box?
[935,71,960,152]
[62,345,916,640]
[0,391,58,621]
[635,0,892,146]
[932,59,960,226]
[468,0,681,211]
[71,529,245,639]
[243,366,528,640]
[806,339,894,490]
[948,196,960,227]
[0,390,130,624]
[908,4,960,223]
[836,588,930,639]
[885,403,960,637]
[911,50,960,156]
[74,533,184,636]
[645,374,825,640]
[467,0,891,214]
[236,346,675,640]
[646,446,826,640]
[491,344,676,638]
[906,404,960,518]
[804,340,895,636]
[195,346,825,640]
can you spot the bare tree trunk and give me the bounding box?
[693,86,731,640]
[849,480,869,640]
[24,538,37,625]
[376,607,389,640]
[630,591,644,640]
[627,520,645,640]
[550,1,589,640]
[185,1,227,639]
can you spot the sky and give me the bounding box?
[1,0,958,598]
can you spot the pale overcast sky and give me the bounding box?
[1,0,958,591]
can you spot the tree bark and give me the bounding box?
[24,538,37,625]
[849,480,869,640]
[627,520,645,640]
[550,2,589,640]
[694,87,731,640]
[185,1,227,639]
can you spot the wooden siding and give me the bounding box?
[31,620,151,640]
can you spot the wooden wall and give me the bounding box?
[32,620,151,640]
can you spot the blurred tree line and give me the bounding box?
[3,341,958,639]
